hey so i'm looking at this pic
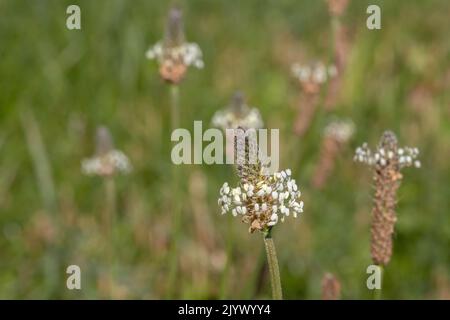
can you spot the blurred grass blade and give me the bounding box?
[20,107,61,297]
[20,108,58,214]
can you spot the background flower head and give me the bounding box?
[146,6,203,84]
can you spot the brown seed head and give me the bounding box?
[322,273,341,300]
[371,131,401,266]
[354,131,420,266]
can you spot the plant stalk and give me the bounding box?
[374,265,384,300]
[104,176,116,299]
[263,230,283,300]
[170,84,180,130]
[166,84,182,298]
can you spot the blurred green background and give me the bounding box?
[0,0,449,299]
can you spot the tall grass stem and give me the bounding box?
[20,107,61,297]
[20,108,58,215]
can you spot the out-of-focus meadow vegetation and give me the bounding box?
[0,0,449,299]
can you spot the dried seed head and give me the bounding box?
[218,129,303,233]
[82,126,132,177]
[321,273,341,300]
[354,131,420,266]
[212,92,264,130]
[145,6,203,84]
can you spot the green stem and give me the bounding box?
[104,177,116,299]
[105,177,116,233]
[263,230,283,300]
[166,84,182,298]
[219,217,234,299]
[170,84,180,130]
[374,265,384,300]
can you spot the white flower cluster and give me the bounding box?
[291,62,337,84]
[218,169,303,231]
[354,143,421,168]
[324,119,355,143]
[82,150,132,176]
[212,107,263,130]
[146,41,204,69]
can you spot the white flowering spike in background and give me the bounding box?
[212,91,264,130]
[324,118,355,144]
[146,6,203,84]
[291,61,338,136]
[291,61,337,89]
[81,126,132,177]
[354,136,421,169]
[312,118,355,189]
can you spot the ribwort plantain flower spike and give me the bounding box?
[291,61,337,136]
[291,61,337,94]
[312,119,355,188]
[354,131,420,266]
[212,91,264,130]
[324,118,355,144]
[218,129,303,233]
[146,6,203,84]
[218,128,303,299]
[82,126,132,177]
